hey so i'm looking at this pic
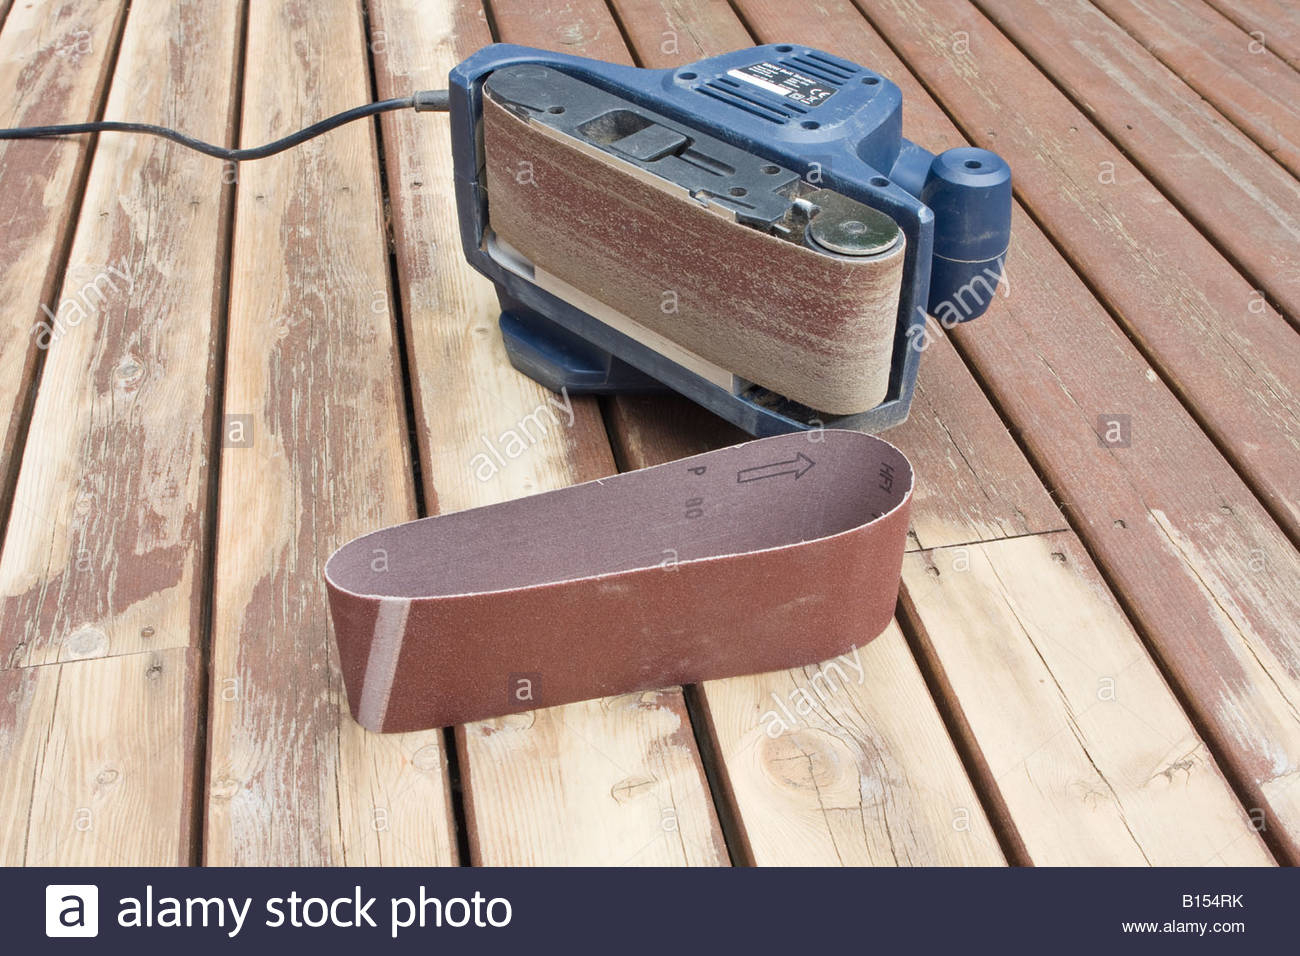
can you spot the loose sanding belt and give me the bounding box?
[481,93,906,416]
[327,430,912,732]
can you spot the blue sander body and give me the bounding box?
[449,43,1011,436]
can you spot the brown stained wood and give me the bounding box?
[0,0,238,865]
[1092,0,1300,178]
[0,648,199,865]
[0,0,129,514]
[737,0,1300,866]
[975,0,1300,325]
[850,0,1300,542]
[902,534,1271,865]
[204,0,456,866]
[1202,0,1300,72]
[362,0,727,865]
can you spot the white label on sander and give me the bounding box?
[727,63,837,107]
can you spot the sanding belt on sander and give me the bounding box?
[480,83,905,415]
[326,431,912,732]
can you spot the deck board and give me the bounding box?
[0,0,1295,867]
[0,0,130,511]
[975,0,1300,328]
[203,0,457,866]
[1091,0,1300,179]
[1202,0,1300,73]
[856,0,1300,543]
[0,0,239,865]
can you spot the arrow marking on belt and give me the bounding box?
[736,453,815,483]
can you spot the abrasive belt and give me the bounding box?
[481,93,905,416]
[327,430,913,732]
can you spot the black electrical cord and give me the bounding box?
[0,90,450,161]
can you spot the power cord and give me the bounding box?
[0,90,450,161]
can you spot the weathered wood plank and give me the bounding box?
[204,0,456,866]
[616,0,1271,867]
[604,399,1007,865]
[0,0,130,514]
[733,0,1300,861]
[700,624,1006,866]
[0,649,199,865]
[975,0,1300,326]
[0,0,238,667]
[598,0,1009,865]
[852,0,1300,543]
[1202,0,1300,72]
[902,534,1271,865]
[0,0,239,865]
[384,0,727,865]
[1091,0,1300,178]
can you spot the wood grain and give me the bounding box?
[700,624,1006,866]
[0,0,238,865]
[731,0,1300,861]
[0,649,199,865]
[204,0,456,866]
[1202,0,1300,72]
[365,0,727,865]
[850,0,1300,543]
[975,0,1300,327]
[1091,0,1300,178]
[0,0,238,667]
[0,0,129,515]
[903,534,1271,865]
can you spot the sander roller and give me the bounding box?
[450,43,1012,435]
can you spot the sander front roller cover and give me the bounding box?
[326,431,912,732]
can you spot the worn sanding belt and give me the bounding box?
[326,430,912,732]
[482,93,905,416]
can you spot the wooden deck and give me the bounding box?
[0,0,1297,866]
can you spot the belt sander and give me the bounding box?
[0,42,1011,731]
[450,44,1012,435]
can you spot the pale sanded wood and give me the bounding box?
[975,0,1300,327]
[903,534,1271,866]
[845,0,1300,542]
[0,0,239,865]
[701,624,1005,866]
[1202,0,1300,72]
[204,0,455,866]
[370,0,727,865]
[0,648,199,865]
[733,0,1300,860]
[1092,0,1300,178]
[0,0,129,509]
